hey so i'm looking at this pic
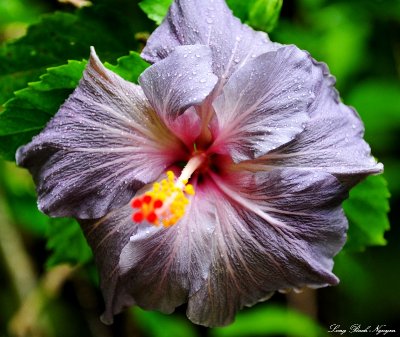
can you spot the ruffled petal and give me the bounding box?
[139,45,218,123]
[79,204,139,324]
[141,0,279,83]
[211,45,313,162]
[187,169,347,327]
[241,59,383,185]
[86,193,215,323]
[17,48,182,219]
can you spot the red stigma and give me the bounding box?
[154,199,163,209]
[143,195,152,204]
[147,212,157,223]
[131,198,142,208]
[132,211,144,222]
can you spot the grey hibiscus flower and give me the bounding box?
[16,0,382,327]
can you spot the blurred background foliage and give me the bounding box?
[0,0,398,336]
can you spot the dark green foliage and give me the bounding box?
[343,175,390,251]
[0,0,151,104]
[46,217,93,267]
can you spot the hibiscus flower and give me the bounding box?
[16,0,382,327]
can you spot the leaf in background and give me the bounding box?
[0,1,151,105]
[210,305,326,337]
[346,80,400,153]
[105,51,149,83]
[0,0,49,41]
[0,60,85,161]
[343,175,390,252]
[139,0,172,25]
[248,0,283,32]
[132,307,198,337]
[226,0,255,22]
[271,3,370,89]
[46,217,92,267]
[0,52,148,161]
[138,0,282,33]
[0,161,49,237]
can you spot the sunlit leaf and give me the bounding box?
[226,0,255,22]
[210,305,326,337]
[248,0,283,32]
[105,51,149,83]
[343,175,390,251]
[139,0,172,25]
[138,0,282,32]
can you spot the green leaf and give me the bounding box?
[248,0,283,32]
[0,2,151,104]
[343,175,390,252]
[226,0,255,22]
[132,307,198,337]
[0,160,49,237]
[226,0,282,32]
[0,0,48,42]
[46,217,92,267]
[105,51,149,83]
[138,0,282,32]
[210,305,326,337]
[0,60,85,161]
[271,3,370,89]
[346,80,400,153]
[139,0,172,25]
[0,52,149,161]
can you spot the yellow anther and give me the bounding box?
[184,184,195,195]
[131,169,196,227]
[167,170,174,181]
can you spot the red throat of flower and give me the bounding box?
[131,154,206,227]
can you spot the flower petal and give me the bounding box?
[139,45,218,123]
[243,60,383,185]
[141,0,278,82]
[96,194,215,321]
[211,45,313,162]
[79,204,139,324]
[17,47,182,219]
[187,169,347,327]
